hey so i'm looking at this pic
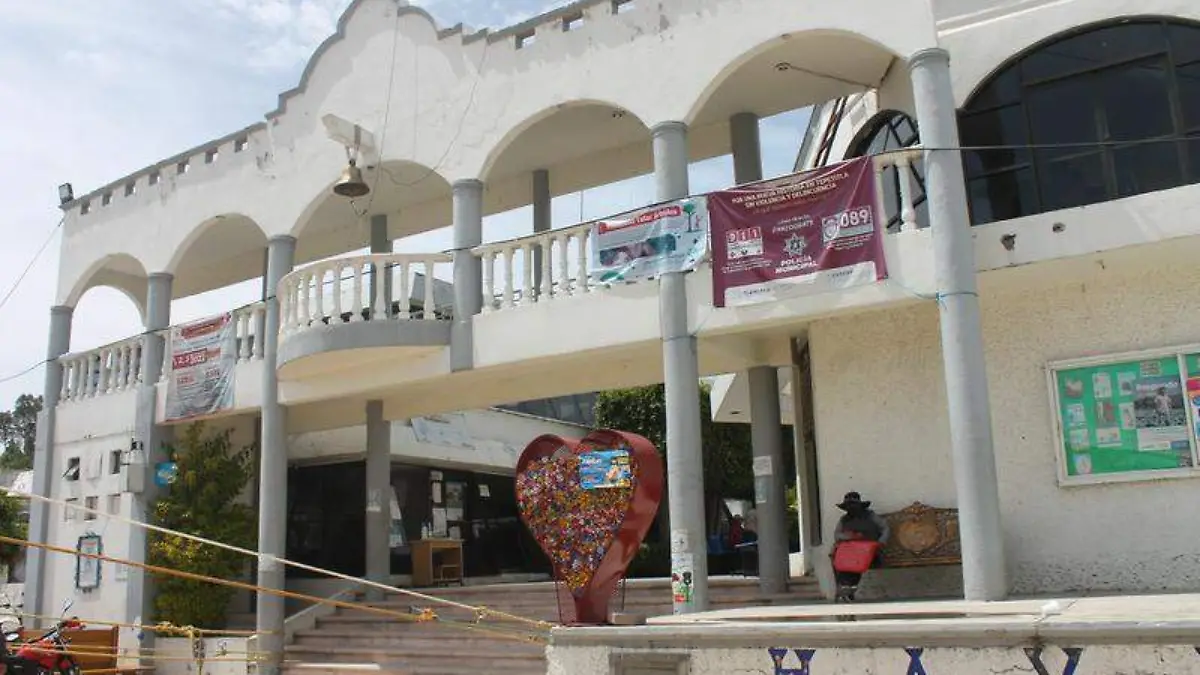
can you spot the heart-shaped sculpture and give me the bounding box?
[515,429,663,624]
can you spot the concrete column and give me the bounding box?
[365,400,391,601]
[450,179,483,372]
[731,112,789,593]
[909,48,1007,601]
[24,305,72,627]
[788,349,821,576]
[748,367,788,594]
[370,214,393,312]
[532,169,551,294]
[652,121,708,614]
[125,272,173,637]
[730,112,763,185]
[257,235,296,673]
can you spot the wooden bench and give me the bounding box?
[18,626,152,675]
[879,502,962,568]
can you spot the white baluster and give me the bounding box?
[59,362,70,400]
[575,229,590,295]
[895,153,917,232]
[556,234,570,298]
[280,280,292,334]
[482,251,495,314]
[252,306,265,359]
[314,267,327,324]
[372,261,388,320]
[100,349,113,394]
[298,272,311,327]
[396,261,412,319]
[502,247,515,309]
[423,259,436,319]
[235,312,248,362]
[539,236,553,300]
[522,244,534,306]
[350,266,364,321]
[331,264,344,324]
[116,343,129,386]
[83,354,95,397]
[130,340,142,385]
[125,344,136,389]
[71,359,83,400]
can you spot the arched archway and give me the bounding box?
[959,17,1200,224]
[686,31,898,130]
[479,101,652,216]
[289,160,453,266]
[62,253,149,319]
[167,214,269,299]
[845,110,928,231]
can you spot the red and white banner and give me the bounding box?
[164,313,236,422]
[708,156,888,308]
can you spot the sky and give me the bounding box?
[0,0,811,408]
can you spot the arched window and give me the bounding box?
[960,18,1200,225]
[846,111,929,231]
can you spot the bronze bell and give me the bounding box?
[333,159,369,198]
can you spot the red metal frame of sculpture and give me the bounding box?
[515,429,663,625]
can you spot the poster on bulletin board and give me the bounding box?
[1051,351,1200,485]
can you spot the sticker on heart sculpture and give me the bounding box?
[515,429,663,624]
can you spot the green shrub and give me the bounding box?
[148,423,256,629]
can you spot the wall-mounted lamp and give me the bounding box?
[58,183,74,205]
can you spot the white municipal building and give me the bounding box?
[29,0,1200,671]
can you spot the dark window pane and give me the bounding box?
[1037,152,1108,211]
[1097,60,1172,140]
[1027,76,1098,147]
[891,115,919,147]
[968,169,1038,224]
[1112,141,1183,196]
[1170,23,1200,65]
[1186,135,1200,182]
[965,67,1021,111]
[1021,23,1166,82]
[1180,62,1200,130]
[960,105,1031,175]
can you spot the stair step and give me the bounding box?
[281,578,821,673]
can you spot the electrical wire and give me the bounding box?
[0,359,50,386]
[0,216,63,315]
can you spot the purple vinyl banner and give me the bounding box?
[708,156,888,308]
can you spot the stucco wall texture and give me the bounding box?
[809,253,1200,595]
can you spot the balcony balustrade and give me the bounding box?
[277,253,454,339]
[57,302,267,405]
[473,149,925,315]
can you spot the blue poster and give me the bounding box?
[579,449,632,489]
[154,462,179,487]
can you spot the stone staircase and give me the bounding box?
[281,577,822,674]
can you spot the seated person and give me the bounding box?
[831,491,889,601]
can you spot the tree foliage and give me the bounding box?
[594,382,753,499]
[0,490,26,568]
[0,394,42,470]
[148,423,257,629]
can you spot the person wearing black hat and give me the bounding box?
[831,492,890,600]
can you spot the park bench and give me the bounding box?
[878,501,962,568]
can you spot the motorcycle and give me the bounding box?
[1,599,85,675]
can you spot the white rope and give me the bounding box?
[4,487,547,627]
